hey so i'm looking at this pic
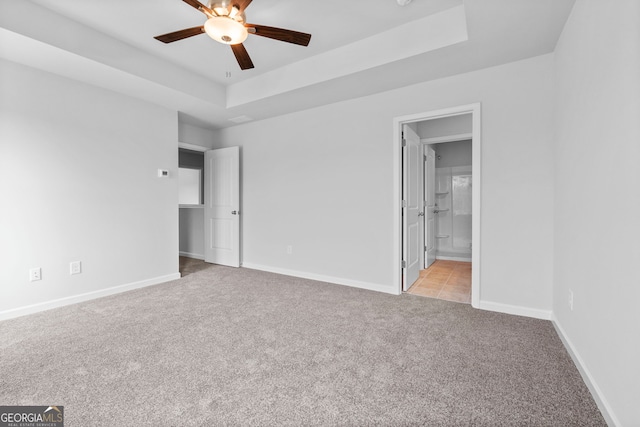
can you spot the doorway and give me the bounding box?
[177,144,241,270]
[178,147,206,263]
[394,104,481,307]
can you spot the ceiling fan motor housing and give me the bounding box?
[208,1,244,20]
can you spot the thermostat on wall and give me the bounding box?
[158,169,169,178]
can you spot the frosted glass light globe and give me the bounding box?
[204,16,248,44]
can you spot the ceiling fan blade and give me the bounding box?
[245,24,311,46]
[230,43,254,70]
[182,0,214,17]
[231,0,253,13]
[154,26,205,43]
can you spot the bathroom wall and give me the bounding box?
[433,140,472,168]
[429,138,473,261]
[435,166,472,260]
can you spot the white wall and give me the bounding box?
[179,208,204,259]
[553,1,640,425]
[215,54,555,313]
[178,121,217,149]
[433,140,472,168]
[417,114,472,139]
[0,59,180,317]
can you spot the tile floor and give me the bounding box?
[407,260,472,304]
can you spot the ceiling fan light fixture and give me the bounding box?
[204,16,248,44]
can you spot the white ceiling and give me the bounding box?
[0,0,576,129]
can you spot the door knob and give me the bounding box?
[231,210,238,215]
[418,212,424,217]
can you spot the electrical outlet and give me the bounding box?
[70,261,82,275]
[568,289,574,311]
[286,245,293,255]
[29,267,41,282]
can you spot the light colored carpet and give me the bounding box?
[0,259,605,426]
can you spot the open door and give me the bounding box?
[204,147,240,267]
[402,125,422,291]
[424,145,436,268]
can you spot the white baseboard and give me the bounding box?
[436,255,472,262]
[179,251,204,260]
[241,262,399,295]
[0,273,181,321]
[552,317,620,427]
[477,300,552,320]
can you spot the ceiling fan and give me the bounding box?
[154,0,312,70]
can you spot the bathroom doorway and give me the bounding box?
[395,104,481,307]
[429,138,473,264]
[409,135,473,303]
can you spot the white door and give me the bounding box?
[424,145,436,268]
[204,147,240,267]
[402,125,422,291]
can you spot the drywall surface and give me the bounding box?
[0,59,179,316]
[433,140,472,168]
[553,0,640,425]
[178,122,217,149]
[179,208,204,259]
[417,114,472,138]
[215,54,555,311]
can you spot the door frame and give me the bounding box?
[393,103,481,307]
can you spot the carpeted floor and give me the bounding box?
[0,260,605,426]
